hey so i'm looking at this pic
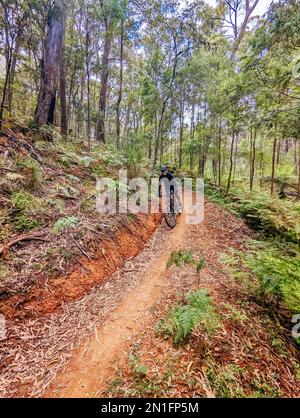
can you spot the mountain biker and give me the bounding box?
[159,165,182,213]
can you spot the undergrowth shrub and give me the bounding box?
[39,124,62,142]
[157,290,220,344]
[245,241,300,312]
[16,156,42,188]
[92,144,125,167]
[167,250,194,268]
[123,133,148,177]
[12,190,43,231]
[232,190,300,243]
[167,250,206,274]
[205,363,246,398]
[52,216,79,233]
[205,184,300,244]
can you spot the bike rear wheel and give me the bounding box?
[164,193,177,228]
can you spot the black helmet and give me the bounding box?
[160,165,167,172]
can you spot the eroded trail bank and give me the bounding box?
[0,214,161,320]
[46,201,300,398]
[1,202,299,398]
[0,213,162,397]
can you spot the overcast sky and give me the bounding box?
[204,0,273,17]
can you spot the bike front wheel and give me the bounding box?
[164,193,177,228]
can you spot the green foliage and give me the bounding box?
[205,363,246,398]
[220,237,300,313]
[89,164,108,178]
[14,214,41,232]
[205,184,234,211]
[16,156,43,188]
[92,144,125,167]
[245,240,300,312]
[232,189,300,244]
[157,290,220,344]
[205,360,284,397]
[109,351,166,397]
[12,190,43,231]
[221,303,248,323]
[206,184,300,244]
[250,380,284,398]
[39,124,62,142]
[123,133,148,177]
[167,250,207,275]
[129,354,149,376]
[12,190,37,212]
[167,249,194,269]
[52,216,79,233]
[127,213,136,222]
[195,256,206,273]
[59,152,94,168]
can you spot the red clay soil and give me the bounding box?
[0,213,161,320]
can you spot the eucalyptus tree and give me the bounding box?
[95,0,127,143]
[34,0,67,127]
[0,0,31,127]
[242,0,300,195]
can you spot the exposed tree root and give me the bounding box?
[0,130,43,163]
[0,234,49,257]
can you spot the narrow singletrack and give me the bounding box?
[46,212,189,397]
[3,200,298,398]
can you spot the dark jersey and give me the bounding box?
[159,171,175,194]
[159,171,174,183]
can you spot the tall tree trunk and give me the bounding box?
[35,1,65,127]
[124,104,130,141]
[1,2,29,118]
[148,114,156,160]
[0,47,12,130]
[85,25,91,149]
[285,139,289,154]
[179,96,184,168]
[271,137,277,196]
[250,128,257,191]
[276,139,281,164]
[7,37,21,116]
[96,24,112,143]
[297,140,300,199]
[152,35,180,170]
[232,134,238,184]
[218,118,222,186]
[160,131,164,162]
[153,103,166,169]
[293,139,297,171]
[60,36,68,137]
[199,100,209,176]
[116,21,124,148]
[230,0,260,60]
[189,103,195,171]
[225,130,235,195]
[148,134,152,160]
[67,28,78,132]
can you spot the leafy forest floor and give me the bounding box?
[0,124,299,397]
[46,201,299,398]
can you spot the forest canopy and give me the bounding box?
[0,0,300,196]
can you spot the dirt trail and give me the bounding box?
[3,201,298,398]
[46,212,189,397]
